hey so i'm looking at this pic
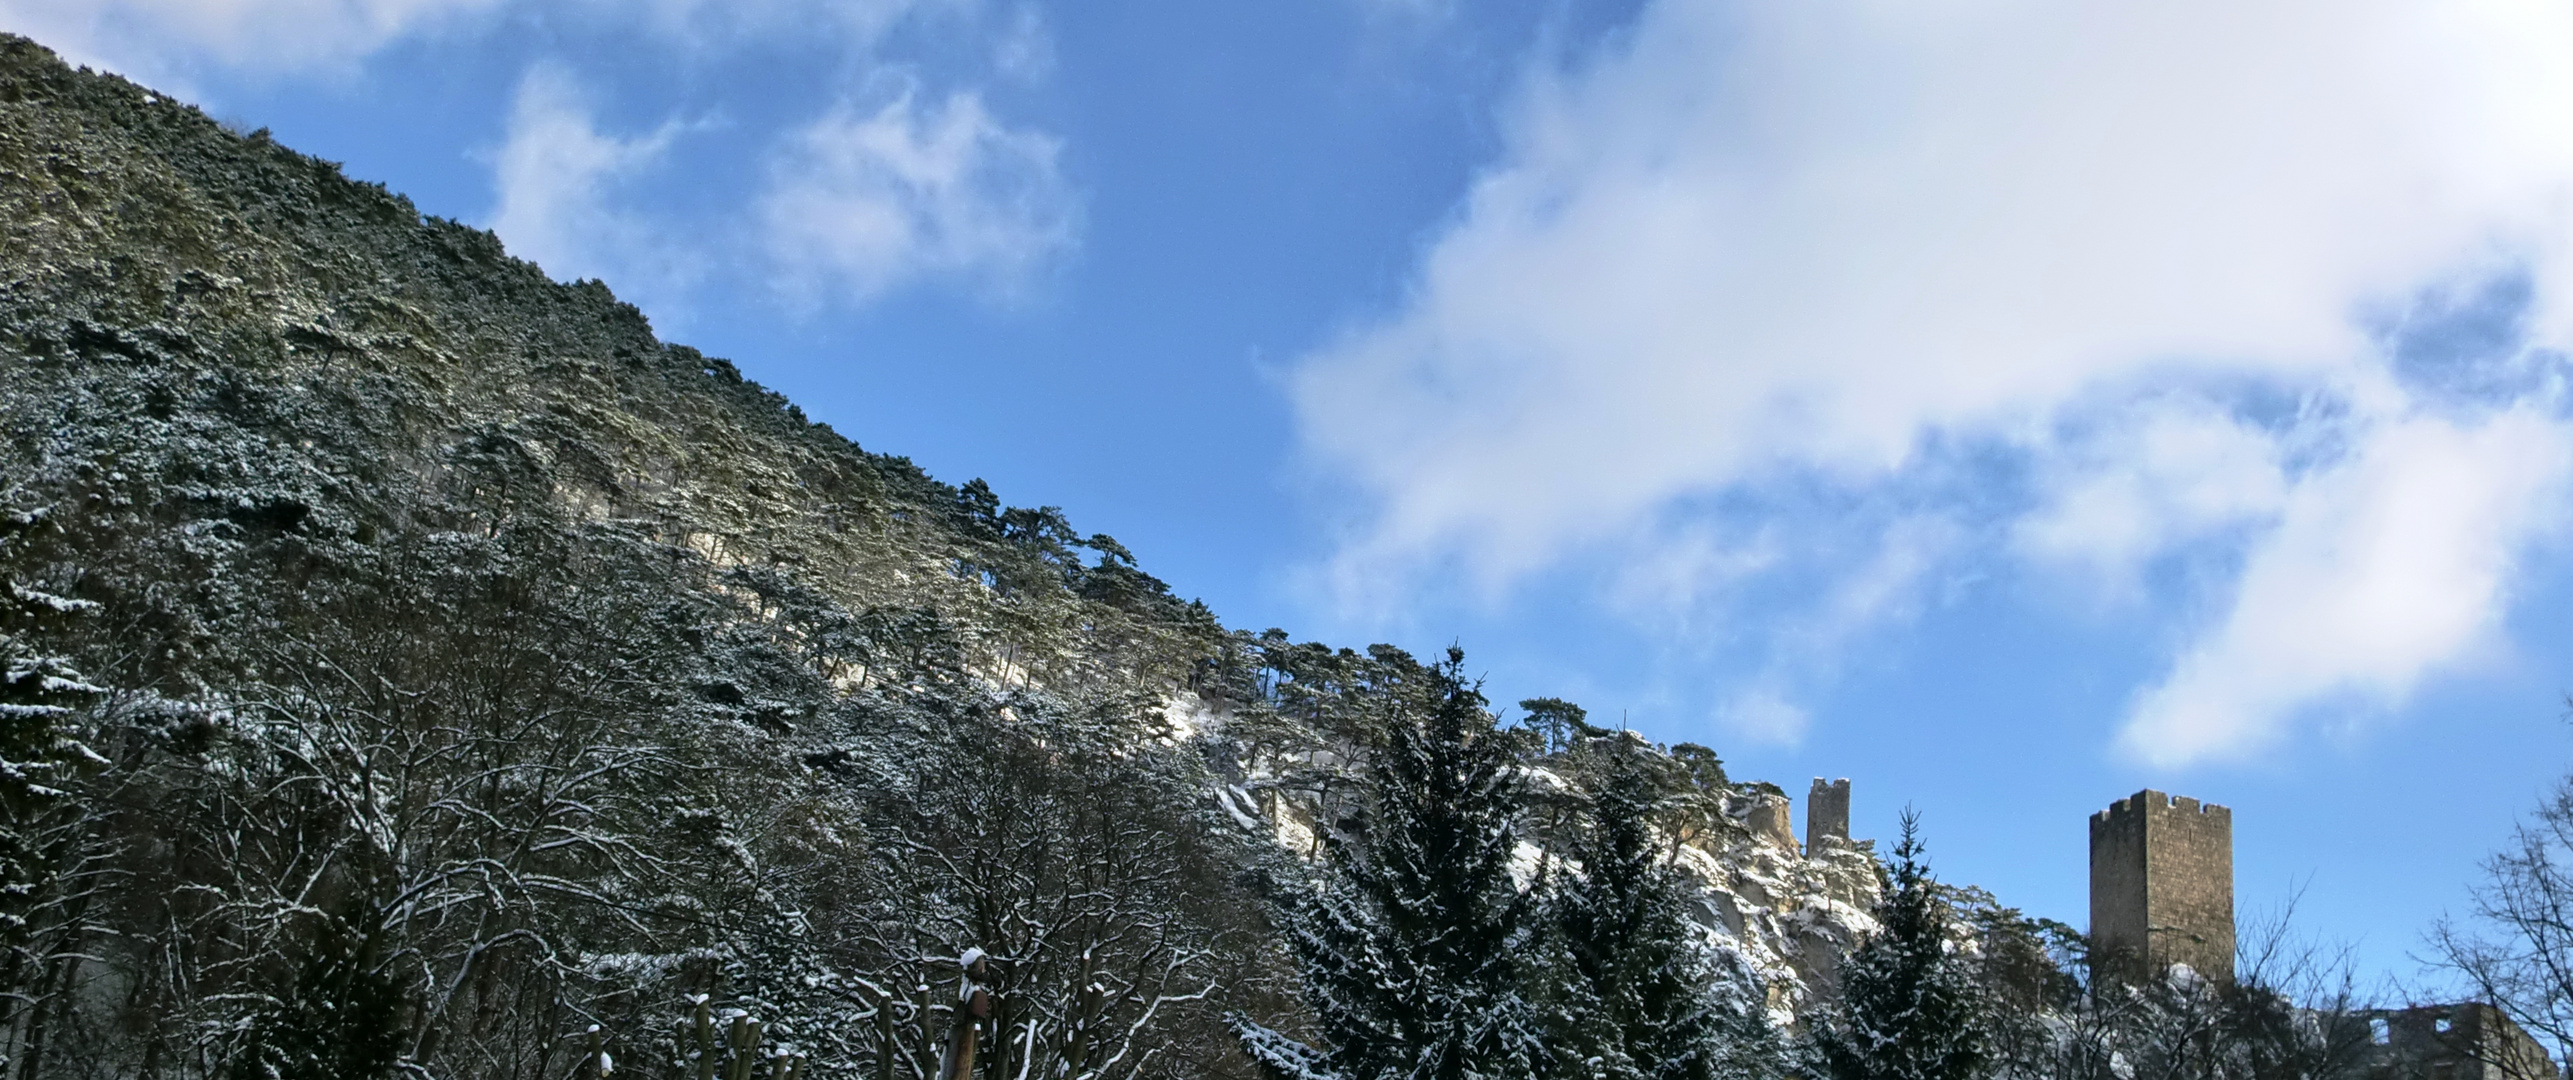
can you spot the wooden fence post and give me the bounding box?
[875,987,898,1080]
[724,1016,762,1080]
[690,999,719,1080]
[934,949,993,1080]
[916,978,938,1071]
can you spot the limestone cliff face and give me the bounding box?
[1680,791,1883,1027]
[1209,687,1889,1029]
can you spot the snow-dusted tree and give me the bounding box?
[840,682,1257,1080]
[0,492,109,1069]
[1244,649,1549,1080]
[1811,811,1990,1080]
[1553,739,1779,1080]
[222,913,408,1080]
[0,553,97,918]
[2435,774,2573,1079]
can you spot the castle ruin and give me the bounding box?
[2355,1003,2557,1080]
[2090,788,2235,984]
[2081,790,2555,1080]
[1808,777,1850,855]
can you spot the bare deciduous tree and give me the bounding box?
[2430,773,2573,1080]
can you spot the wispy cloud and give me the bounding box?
[2015,397,2293,601]
[477,48,1076,323]
[0,0,499,80]
[0,0,954,78]
[609,0,938,53]
[487,66,691,301]
[1293,0,2573,763]
[23,0,1086,321]
[2119,399,2571,765]
[756,82,1076,305]
[1715,684,1808,746]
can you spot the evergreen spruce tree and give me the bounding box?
[1812,811,1991,1080]
[1554,740,1779,1080]
[225,913,408,1080]
[1243,649,1549,1080]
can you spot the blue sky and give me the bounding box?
[17,0,2573,993]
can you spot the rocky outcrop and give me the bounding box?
[1682,792,1882,1026]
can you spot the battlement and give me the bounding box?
[2091,788,2234,984]
[2091,789,2228,828]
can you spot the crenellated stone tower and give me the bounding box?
[2090,789,2234,984]
[1807,777,1850,855]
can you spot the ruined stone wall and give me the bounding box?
[2090,789,2234,984]
[2358,1003,2557,1080]
[1807,778,1850,854]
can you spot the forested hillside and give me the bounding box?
[0,34,1918,1080]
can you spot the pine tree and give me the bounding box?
[1553,740,1779,1080]
[225,913,408,1080]
[1244,649,1550,1080]
[1812,811,1991,1080]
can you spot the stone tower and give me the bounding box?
[2090,789,2234,984]
[1807,778,1850,855]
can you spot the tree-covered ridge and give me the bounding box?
[4,33,1783,1078]
[0,30,1211,694]
[0,31,1294,1077]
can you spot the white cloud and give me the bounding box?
[1294,0,2573,762]
[0,0,938,80]
[988,4,1053,83]
[2016,398,2292,597]
[4,0,1072,316]
[1608,521,1779,623]
[1717,684,1809,745]
[487,67,690,298]
[757,84,1075,304]
[1720,513,1961,744]
[610,0,936,52]
[2120,403,2572,765]
[0,0,498,78]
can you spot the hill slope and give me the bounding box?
[0,35,1886,1079]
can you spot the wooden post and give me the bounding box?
[725,1017,762,1080]
[691,999,719,1080]
[915,979,937,1071]
[935,950,994,1080]
[875,988,897,1080]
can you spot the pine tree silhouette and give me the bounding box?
[1813,810,1990,1080]
[1555,740,1780,1080]
[1249,649,1550,1080]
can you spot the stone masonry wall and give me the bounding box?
[2091,789,2234,984]
[1808,778,1850,855]
[2358,1002,2558,1080]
